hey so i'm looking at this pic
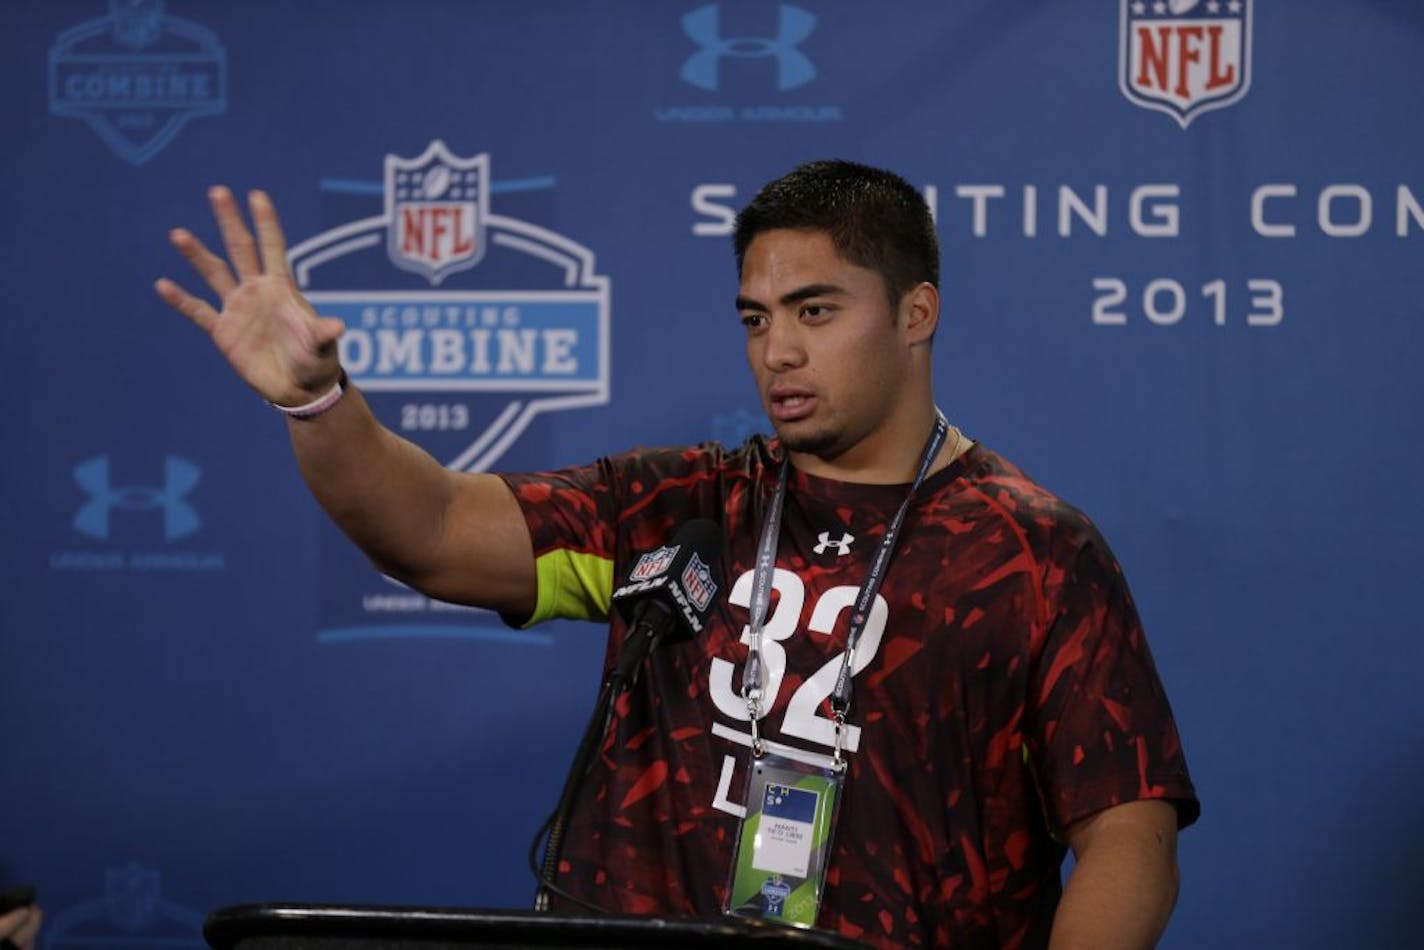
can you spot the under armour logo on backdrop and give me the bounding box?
[680,4,817,92]
[73,455,201,541]
[813,531,854,556]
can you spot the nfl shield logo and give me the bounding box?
[680,553,717,612]
[385,140,488,284]
[1119,0,1252,128]
[630,545,679,582]
[110,0,164,49]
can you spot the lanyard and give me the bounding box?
[741,411,950,769]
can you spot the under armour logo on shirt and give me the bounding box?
[813,531,854,556]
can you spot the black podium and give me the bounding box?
[204,904,869,949]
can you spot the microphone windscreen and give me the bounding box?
[612,519,725,638]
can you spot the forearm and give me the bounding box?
[1049,806,1180,950]
[287,384,456,585]
[287,384,536,611]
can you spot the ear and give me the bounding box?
[901,282,940,347]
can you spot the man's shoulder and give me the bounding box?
[948,442,1103,555]
[943,442,1136,618]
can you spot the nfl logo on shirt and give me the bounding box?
[630,545,679,582]
[1119,0,1252,128]
[385,140,489,284]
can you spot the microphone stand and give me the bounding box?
[532,602,674,912]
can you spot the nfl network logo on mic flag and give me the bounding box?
[1119,0,1252,128]
[680,552,717,613]
[630,545,679,582]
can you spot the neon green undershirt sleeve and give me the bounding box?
[525,548,615,626]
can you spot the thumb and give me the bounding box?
[316,316,346,347]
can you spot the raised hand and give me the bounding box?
[155,187,347,408]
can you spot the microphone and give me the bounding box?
[608,518,724,691]
[532,519,724,911]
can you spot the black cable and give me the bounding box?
[529,591,691,913]
[529,674,622,914]
[527,809,607,915]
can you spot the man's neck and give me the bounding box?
[788,403,961,485]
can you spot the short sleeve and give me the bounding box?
[498,460,621,626]
[1026,532,1200,833]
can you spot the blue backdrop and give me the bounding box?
[3,2,1421,947]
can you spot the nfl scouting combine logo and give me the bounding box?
[1120,0,1252,128]
[291,141,609,643]
[48,0,227,165]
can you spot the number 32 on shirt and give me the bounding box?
[707,568,888,816]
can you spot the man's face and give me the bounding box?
[737,228,913,465]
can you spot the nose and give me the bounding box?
[759,314,807,370]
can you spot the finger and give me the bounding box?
[155,277,221,333]
[14,907,41,947]
[208,184,261,279]
[0,906,36,945]
[169,227,236,297]
[248,190,292,279]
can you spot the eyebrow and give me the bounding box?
[735,282,848,312]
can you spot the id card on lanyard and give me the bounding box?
[723,412,950,928]
[724,751,844,927]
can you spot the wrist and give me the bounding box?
[270,369,348,420]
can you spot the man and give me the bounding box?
[157,160,1197,949]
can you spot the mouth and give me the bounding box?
[768,386,817,422]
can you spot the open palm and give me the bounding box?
[155,187,346,407]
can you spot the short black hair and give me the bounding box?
[733,159,939,308]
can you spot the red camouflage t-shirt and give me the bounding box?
[500,437,1198,949]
